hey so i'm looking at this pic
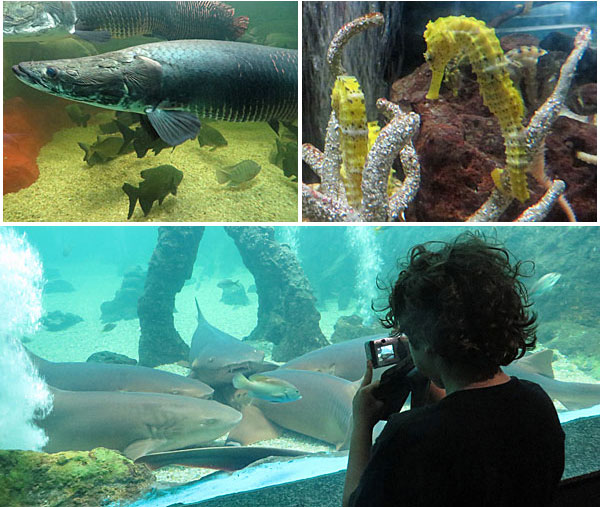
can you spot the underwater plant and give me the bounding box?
[302,13,593,222]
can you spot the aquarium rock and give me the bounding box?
[100,266,146,323]
[43,279,75,294]
[225,227,327,361]
[87,350,137,365]
[138,227,204,367]
[0,448,154,507]
[330,314,384,343]
[40,310,83,331]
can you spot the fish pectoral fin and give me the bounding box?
[145,107,201,146]
[124,438,167,461]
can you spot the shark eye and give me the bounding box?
[46,67,58,78]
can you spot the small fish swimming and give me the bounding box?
[530,272,561,297]
[122,165,183,219]
[116,118,171,158]
[232,373,302,403]
[216,160,261,187]
[78,134,130,167]
[102,323,117,333]
[4,1,249,43]
[269,137,297,179]
[198,124,228,151]
[65,104,90,127]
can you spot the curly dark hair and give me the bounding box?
[377,232,537,382]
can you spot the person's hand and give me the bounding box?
[352,360,386,431]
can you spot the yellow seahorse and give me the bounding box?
[331,75,369,209]
[423,15,530,202]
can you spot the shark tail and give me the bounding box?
[122,183,138,220]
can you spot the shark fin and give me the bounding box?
[194,298,206,322]
[124,438,167,461]
[517,350,555,378]
[145,107,201,146]
[226,405,281,446]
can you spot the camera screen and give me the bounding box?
[377,344,395,363]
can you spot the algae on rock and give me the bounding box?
[0,447,153,506]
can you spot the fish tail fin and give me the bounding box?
[232,16,249,39]
[122,183,138,220]
[215,168,231,184]
[232,373,248,390]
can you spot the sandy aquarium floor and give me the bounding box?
[4,117,298,223]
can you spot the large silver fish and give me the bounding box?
[3,1,248,42]
[12,40,297,145]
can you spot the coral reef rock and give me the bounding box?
[225,227,328,361]
[100,266,146,323]
[0,447,154,507]
[330,314,384,343]
[138,227,204,366]
[44,279,76,294]
[41,311,83,332]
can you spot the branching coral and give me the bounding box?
[302,13,422,222]
[303,13,592,222]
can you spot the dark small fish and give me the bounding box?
[78,135,130,167]
[98,121,120,134]
[216,160,261,187]
[198,123,228,150]
[122,165,184,219]
[65,104,91,127]
[270,137,298,179]
[102,323,117,332]
[117,119,171,158]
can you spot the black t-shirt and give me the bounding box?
[348,377,565,507]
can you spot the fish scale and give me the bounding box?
[128,40,298,122]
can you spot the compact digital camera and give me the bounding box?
[364,336,403,368]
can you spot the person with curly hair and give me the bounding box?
[343,232,565,507]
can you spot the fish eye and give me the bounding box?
[46,67,58,78]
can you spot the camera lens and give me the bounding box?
[381,339,386,343]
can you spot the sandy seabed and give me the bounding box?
[4,117,298,223]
